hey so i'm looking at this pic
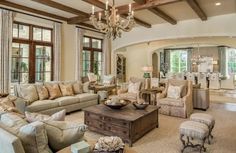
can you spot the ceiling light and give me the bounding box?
[215,2,221,6]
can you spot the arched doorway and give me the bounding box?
[152,52,158,77]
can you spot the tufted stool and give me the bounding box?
[179,121,209,153]
[190,113,215,144]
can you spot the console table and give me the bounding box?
[84,104,160,147]
[140,89,162,105]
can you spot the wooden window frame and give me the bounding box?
[12,21,54,83]
[82,36,103,75]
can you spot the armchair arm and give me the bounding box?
[117,88,128,95]
[14,97,30,114]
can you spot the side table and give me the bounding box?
[140,89,162,105]
[193,88,209,110]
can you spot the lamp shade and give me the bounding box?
[142,66,153,72]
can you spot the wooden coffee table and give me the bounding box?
[84,104,160,146]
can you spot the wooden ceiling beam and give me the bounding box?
[82,0,152,28]
[134,0,176,25]
[31,0,89,17]
[0,1,68,21]
[186,0,207,21]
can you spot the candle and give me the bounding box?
[116,15,120,21]
[99,12,102,21]
[106,0,108,10]
[132,11,134,16]
[92,5,94,15]
[129,3,131,13]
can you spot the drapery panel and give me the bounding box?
[0,9,13,93]
[218,46,227,76]
[102,36,111,75]
[187,48,193,72]
[53,22,62,81]
[75,28,85,80]
[164,49,171,72]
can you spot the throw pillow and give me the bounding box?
[43,121,87,151]
[25,109,66,123]
[72,81,83,94]
[36,85,49,100]
[83,82,90,93]
[103,75,114,85]
[19,121,52,153]
[45,84,62,100]
[59,84,74,96]
[128,81,141,94]
[19,85,39,103]
[167,85,183,99]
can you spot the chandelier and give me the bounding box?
[191,44,206,65]
[90,0,135,40]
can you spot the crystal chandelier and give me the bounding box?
[191,44,206,65]
[90,0,135,40]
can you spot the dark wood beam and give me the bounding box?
[67,16,90,24]
[82,0,152,28]
[134,0,177,25]
[31,0,88,17]
[0,1,68,21]
[186,0,207,21]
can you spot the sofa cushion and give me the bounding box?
[159,98,184,107]
[59,84,74,96]
[128,81,141,94]
[169,79,188,97]
[103,75,115,85]
[118,93,137,101]
[19,121,52,153]
[56,96,80,106]
[0,113,27,131]
[167,85,183,99]
[0,96,19,113]
[75,93,98,102]
[36,85,49,100]
[45,84,62,100]
[25,109,66,122]
[43,121,87,151]
[17,84,39,103]
[26,100,59,112]
[72,81,83,94]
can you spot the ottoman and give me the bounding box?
[190,113,215,144]
[179,121,209,153]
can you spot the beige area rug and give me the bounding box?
[65,104,236,153]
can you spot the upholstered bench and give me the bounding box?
[179,121,209,153]
[190,113,215,144]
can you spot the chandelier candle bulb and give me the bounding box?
[132,11,134,16]
[99,12,101,21]
[129,3,131,12]
[106,0,108,10]
[92,5,94,15]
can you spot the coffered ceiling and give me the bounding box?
[0,0,235,29]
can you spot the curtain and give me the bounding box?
[53,22,62,81]
[187,48,193,72]
[218,46,227,76]
[75,28,85,80]
[0,9,13,93]
[102,36,111,75]
[164,49,170,72]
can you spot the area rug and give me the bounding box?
[66,104,236,153]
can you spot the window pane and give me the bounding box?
[92,39,102,49]
[33,27,42,41]
[13,23,18,38]
[19,24,29,39]
[35,73,44,82]
[20,44,29,57]
[12,43,20,57]
[42,29,51,42]
[83,50,90,61]
[83,37,90,47]
[44,73,51,82]
[11,72,19,83]
[35,46,52,72]
[36,59,44,72]
[19,58,29,72]
[20,73,29,83]
[94,51,102,61]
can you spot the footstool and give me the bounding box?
[179,121,209,153]
[190,113,215,144]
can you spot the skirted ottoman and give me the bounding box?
[179,121,209,153]
[190,113,215,144]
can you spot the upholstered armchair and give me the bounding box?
[156,79,193,118]
[197,73,208,88]
[117,77,145,102]
[209,73,220,89]
[220,74,235,89]
[186,72,196,85]
[175,73,185,80]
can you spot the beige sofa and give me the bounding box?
[14,81,98,115]
[157,79,193,118]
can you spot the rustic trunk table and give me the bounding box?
[84,104,160,147]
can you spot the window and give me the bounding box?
[82,36,103,77]
[226,48,236,75]
[170,50,188,73]
[12,22,53,83]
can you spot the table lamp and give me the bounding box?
[142,66,153,89]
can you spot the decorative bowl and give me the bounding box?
[104,98,128,109]
[133,102,149,109]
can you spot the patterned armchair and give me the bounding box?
[156,79,193,118]
[117,77,145,102]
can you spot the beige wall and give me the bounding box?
[112,37,236,79]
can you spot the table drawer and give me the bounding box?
[104,117,129,128]
[85,117,104,130]
[104,124,129,137]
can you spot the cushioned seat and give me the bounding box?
[27,100,59,112]
[159,98,184,107]
[75,93,98,102]
[56,96,80,106]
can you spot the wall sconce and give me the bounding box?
[213,60,218,65]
